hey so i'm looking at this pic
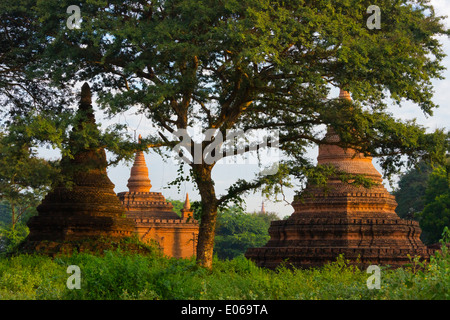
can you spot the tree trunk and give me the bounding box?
[192,163,218,269]
[11,203,16,232]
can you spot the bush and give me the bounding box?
[0,223,29,255]
[0,235,449,300]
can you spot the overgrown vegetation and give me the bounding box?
[0,201,32,254]
[0,229,448,300]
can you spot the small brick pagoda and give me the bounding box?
[245,90,432,269]
[118,140,199,258]
[20,83,137,255]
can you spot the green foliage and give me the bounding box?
[0,241,449,300]
[0,202,37,226]
[167,199,183,217]
[21,0,449,188]
[214,206,278,260]
[416,166,450,245]
[0,130,56,231]
[0,0,71,122]
[0,131,56,198]
[0,223,29,255]
[190,201,203,222]
[378,228,450,300]
[0,254,67,299]
[393,161,432,220]
[0,202,11,226]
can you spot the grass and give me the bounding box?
[0,244,449,300]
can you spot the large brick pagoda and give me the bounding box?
[245,90,432,269]
[20,83,136,255]
[118,140,199,258]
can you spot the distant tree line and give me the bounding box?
[169,199,279,260]
[394,156,450,245]
[213,206,279,260]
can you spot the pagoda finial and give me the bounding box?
[77,82,96,125]
[81,82,92,105]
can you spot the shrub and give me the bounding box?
[0,234,449,300]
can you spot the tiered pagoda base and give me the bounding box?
[119,191,181,220]
[21,178,137,256]
[245,195,431,269]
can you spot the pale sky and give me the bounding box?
[44,1,450,218]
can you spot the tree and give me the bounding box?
[0,132,55,230]
[0,201,37,226]
[0,127,58,252]
[167,199,184,217]
[393,161,432,220]
[0,201,11,225]
[214,206,278,260]
[416,164,450,245]
[5,0,449,268]
[0,0,72,135]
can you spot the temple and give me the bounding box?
[117,138,199,258]
[245,90,432,269]
[20,83,137,255]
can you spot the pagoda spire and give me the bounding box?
[181,193,194,220]
[127,134,152,193]
[184,193,191,210]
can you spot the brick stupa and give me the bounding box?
[118,140,199,258]
[245,90,432,269]
[20,83,136,255]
